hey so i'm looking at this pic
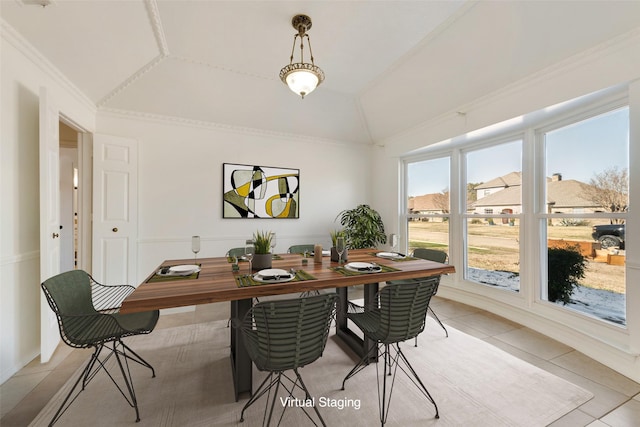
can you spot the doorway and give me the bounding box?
[58,120,91,273]
[59,121,77,270]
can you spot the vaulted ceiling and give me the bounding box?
[2,1,640,145]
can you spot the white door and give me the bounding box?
[39,87,61,362]
[92,134,138,288]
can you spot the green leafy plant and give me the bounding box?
[335,204,386,249]
[253,230,273,254]
[548,246,587,305]
[330,229,345,247]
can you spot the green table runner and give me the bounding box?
[235,269,317,288]
[147,266,201,283]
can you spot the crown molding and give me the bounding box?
[0,18,96,112]
[144,0,169,56]
[96,55,165,107]
[96,0,168,107]
[98,107,369,148]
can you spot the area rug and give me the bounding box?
[29,318,592,427]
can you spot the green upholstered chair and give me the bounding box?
[227,246,247,260]
[41,270,159,425]
[288,244,322,297]
[226,246,260,327]
[286,244,316,255]
[238,294,338,426]
[387,248,449,341]
[341,278,440,425]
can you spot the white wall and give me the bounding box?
[1,22,373,384]
[0,28,95,383]
[372,29,640,381]
[95,112,373,284]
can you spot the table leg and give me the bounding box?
[230,298,252,401]
[335,283,379,362]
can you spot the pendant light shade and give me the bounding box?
[279,15,325,99]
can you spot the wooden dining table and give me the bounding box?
[120,248,455,400]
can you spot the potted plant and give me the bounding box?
[335,204,387,249]
[329,229,348,262]
[252,230,273,270]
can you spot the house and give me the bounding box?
[409,193,447,216]
[471,172,601,215]
[1,0,639,404]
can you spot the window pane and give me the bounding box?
[408,157,450,213]
[466,218,520,291]
[466,140,522,213]
[546,218,625,325]
[408,220,449,255]
[465,140,522,291]
[544,107,628,325]
[546,108,629,215]
[407,157,450,257]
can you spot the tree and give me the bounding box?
[582,166,628,223]
[433,188,450,214]
[467,182,481,203]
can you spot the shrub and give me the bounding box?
[548,246,587,305]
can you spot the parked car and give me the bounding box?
[592,224,625,249]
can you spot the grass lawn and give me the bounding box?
[408,221,625,294]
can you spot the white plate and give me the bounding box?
[253,269,294,283]
[168,264,200,276]
[344,262,381,273]
[376,252,403,259]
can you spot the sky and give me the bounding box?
[408,107,629,197]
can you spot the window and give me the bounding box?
[541,107,628,325]
[464,140,522,292]
[406,157,450,256]
[404,93,630,330]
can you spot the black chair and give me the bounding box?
[341,278,440,425]
[387,248,449,341]
[238,294,338,426]
[41,270,159,425]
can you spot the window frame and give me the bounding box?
[535,103,629,318]
[402,91,630,335]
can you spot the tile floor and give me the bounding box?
[2,294,639,426]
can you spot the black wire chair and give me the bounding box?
[237,294,338,426]
[387,248,449,343]
[341,278,440,425]
[41,270,159,426]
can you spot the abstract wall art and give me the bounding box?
[223,163,300,218]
